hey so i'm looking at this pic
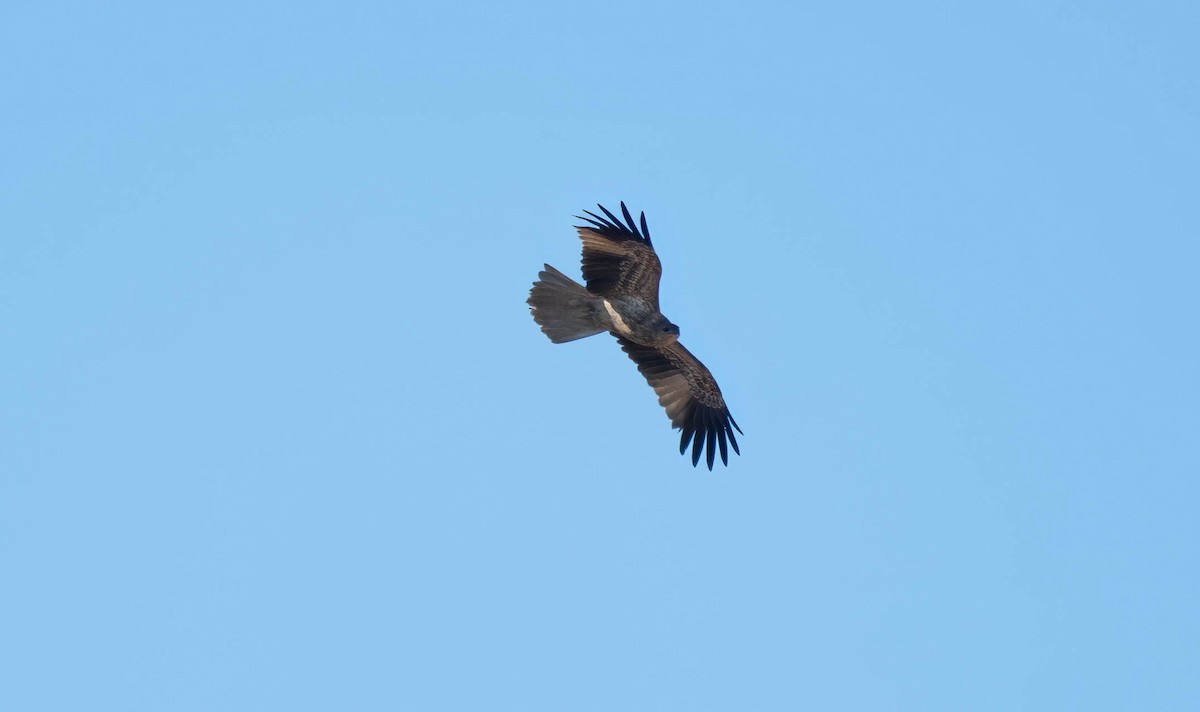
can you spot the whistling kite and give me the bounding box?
[527,202,741,469]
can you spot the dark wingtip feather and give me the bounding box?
[706,424,717,470]
[597,203,623,227]
[576,210,608,229]
[619,202,638,234]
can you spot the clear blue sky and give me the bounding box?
[3,1,1198,710]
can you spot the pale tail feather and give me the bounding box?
[527,264,605,343]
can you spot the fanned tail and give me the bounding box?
[527,264,605,343]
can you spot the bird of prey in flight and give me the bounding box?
[527,202,741,469]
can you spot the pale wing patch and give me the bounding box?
[602,299,632,335]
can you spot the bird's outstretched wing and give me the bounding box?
[576,202,662,308]
[616,337,742,470]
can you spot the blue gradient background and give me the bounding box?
[3,1,1198,710]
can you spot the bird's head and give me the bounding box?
[657,321,681,345]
